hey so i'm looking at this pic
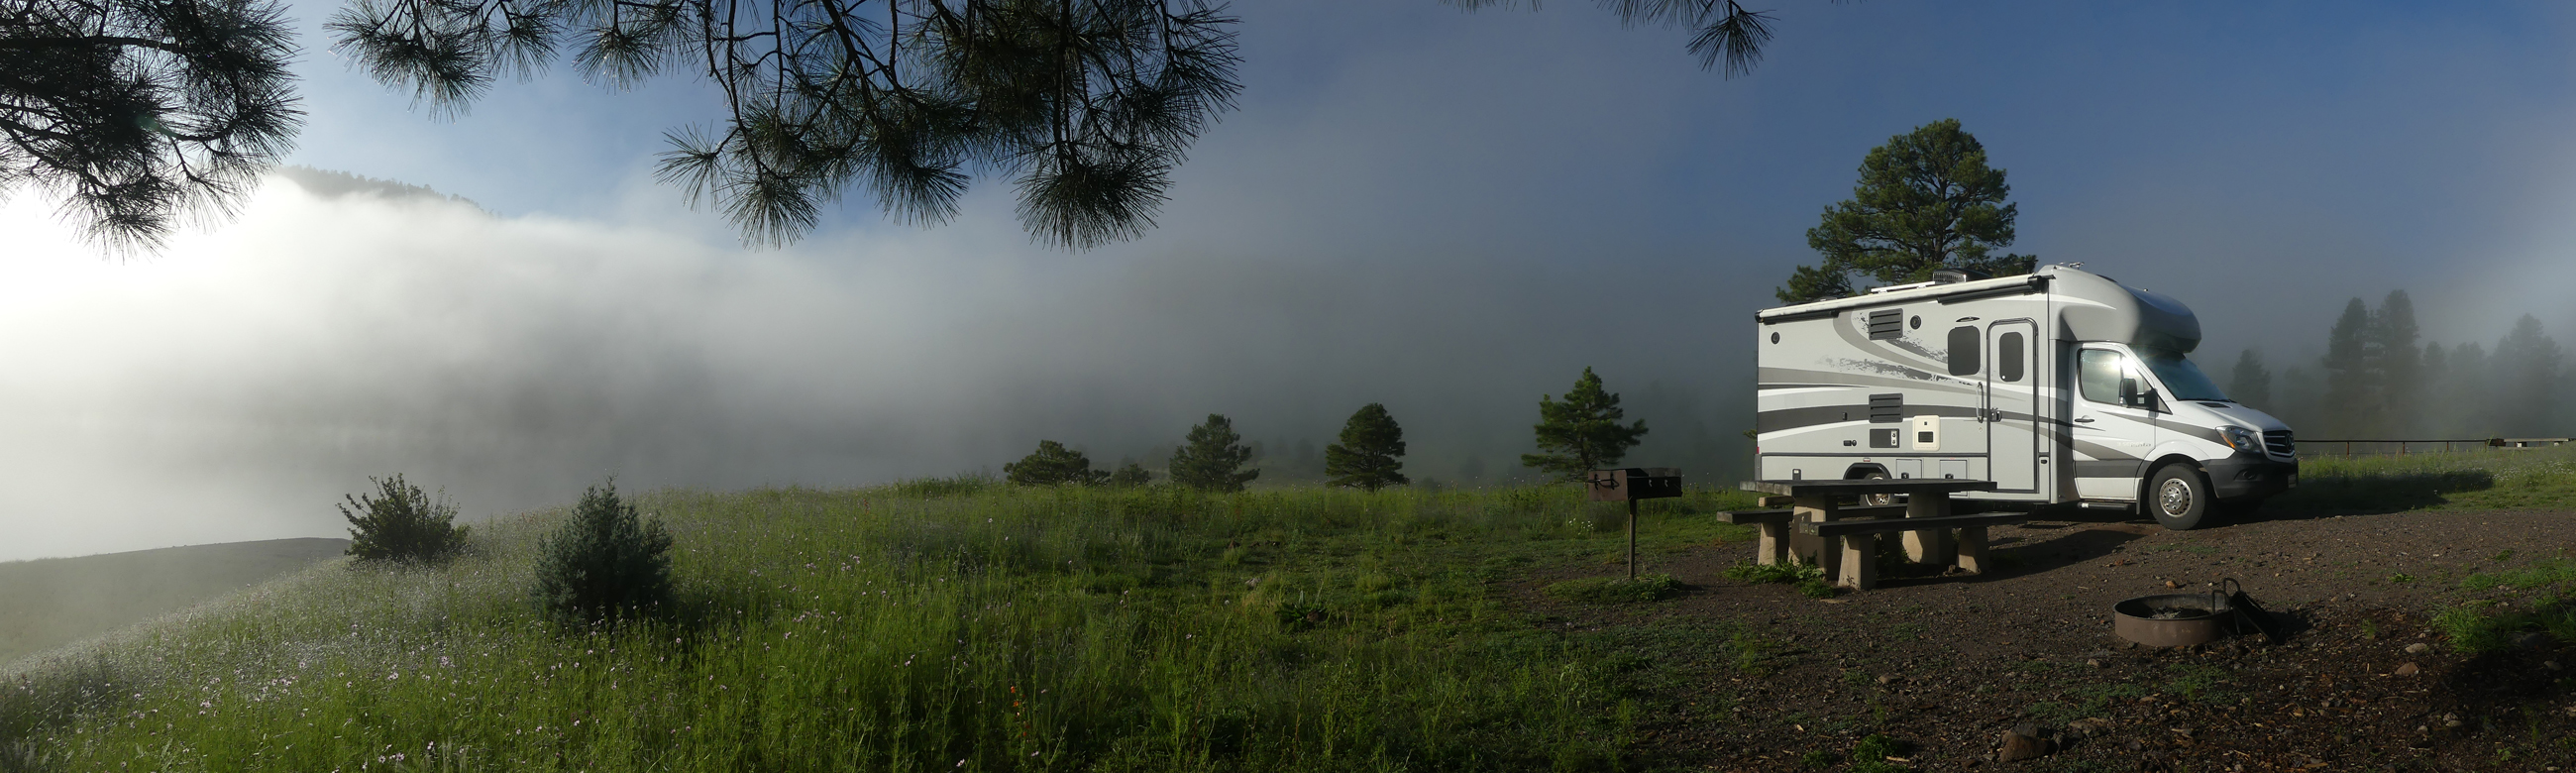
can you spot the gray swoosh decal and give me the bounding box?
[1758,367,1981,396]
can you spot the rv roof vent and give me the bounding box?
[1931,269,1971,284]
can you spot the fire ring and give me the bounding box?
[2113,593,2233,647]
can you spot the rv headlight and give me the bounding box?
[2218,425,2264,453]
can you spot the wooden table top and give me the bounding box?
[1739,479,1998,497]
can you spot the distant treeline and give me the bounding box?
[2227,290,2566,439]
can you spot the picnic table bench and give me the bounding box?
[1727,479,2025,591]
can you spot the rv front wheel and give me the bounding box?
[2146,464,2214,531]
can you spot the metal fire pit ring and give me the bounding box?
[2113,593,2233,647]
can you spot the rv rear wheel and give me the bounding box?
[2146,464,2215,531]
[1856,470,1894,506]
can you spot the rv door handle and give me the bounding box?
[2073,416,2096,424]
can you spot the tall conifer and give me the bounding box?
[1325,403,1409,491]
[2374,290,2422,436]
[2228,349,2273,411]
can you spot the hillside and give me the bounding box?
[4,458,2575,771]
[0,538,349,668]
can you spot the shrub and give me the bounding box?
[340,475,471,564]
[533,481,676,623]
[1850,733,1913,772]
[1106,462,1152,488]
[1544,573,1682,604]
[1004,440,1111,487]
[1723,561,1822,585]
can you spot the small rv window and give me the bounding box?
[2078,349,2126,403]
[1997,332,2026,383]
[1947,327,1981,376]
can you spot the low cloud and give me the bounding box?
[0,171,1753,561]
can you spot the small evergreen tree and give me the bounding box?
[1522,367,1650,482]
[340,475,472,564]
[1325,403,1409,491]
[1168,414,1259,492]
[533,481,675,624]
[1106,462,1153,488]
[1004,440,1112,486]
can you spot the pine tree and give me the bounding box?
[2374,289,2422,437]
[1777,119,2035,303]
[1004,440,1111,487]
[1169,414,1259,493]
[2319,297,2378,437]
[1522,367,1651,482]
[2227,349,2272,410]
[1324,403,1409,491]
[3,0,302,251]
[532,481,675,624]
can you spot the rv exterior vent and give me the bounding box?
[1867,309,1904,340]
[1932,269,1970,283]
[1869,393,1903,423]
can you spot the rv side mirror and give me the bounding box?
[2119,380,2158,409]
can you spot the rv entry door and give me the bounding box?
[1986,320,2040,492]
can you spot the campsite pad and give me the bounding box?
[1514,506,2576,771]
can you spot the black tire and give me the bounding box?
[1857,470,1894,506]
[2146,464,2215,531]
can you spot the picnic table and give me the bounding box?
[1724,479,2026,591]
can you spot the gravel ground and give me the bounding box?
[1522,506,2576,772]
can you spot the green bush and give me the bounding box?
[533,481,676,623]
[1723,561,1822,585]
[339,475,472,564]
[1004,440,1111,486]
[1849,732,1912,772]
[1544,573,1682,604]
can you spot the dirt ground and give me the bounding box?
[1523,506,2576,772]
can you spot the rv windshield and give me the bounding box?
[2138,349,2229,402]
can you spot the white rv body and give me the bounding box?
[1753,265,2298,528]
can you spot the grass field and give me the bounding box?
[2276,443,2576,511]
[0,481,1761,772]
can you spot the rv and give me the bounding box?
[1753,265,2297,530]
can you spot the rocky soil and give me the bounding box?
[1523,507,2576,772]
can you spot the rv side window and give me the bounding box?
[1997,332,2026,382]
[1947,327,1981,376]
[2078,349,2126,404]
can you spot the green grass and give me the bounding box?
[1543,574,1683,605]
[0,481,1759,772]
[2274,444,2576,511]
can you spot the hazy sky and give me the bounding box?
[9,1,2576,560]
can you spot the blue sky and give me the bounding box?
[7,1,2576,559]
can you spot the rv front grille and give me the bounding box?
[2263,430,2295,457]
